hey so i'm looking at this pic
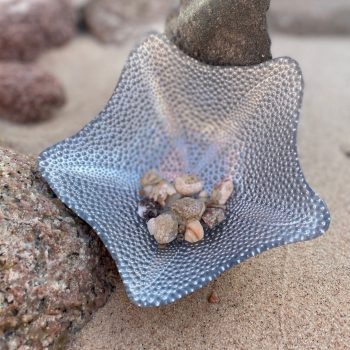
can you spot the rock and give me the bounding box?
[171,197,206,222]
[147,212,179,244]
[0,62,66,123]
[144,180,177,207]
[84,0,177,45]
[0,0,76,61]
[165,0,272,66]
[210,179,234,205]
[268,0,350,35]
[0,148,118,350]
[137,198,161,220]
[207,290,219,303]
[201,207,225,229]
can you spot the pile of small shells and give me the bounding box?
[137,169,234,245]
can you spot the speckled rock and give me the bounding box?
[0,63,66,123]
[84,0,177,44]
[0,148,118,350]
[269,0,350,35]
[0,0,76,61]
[165,0,272,66]
[170,197,206,222]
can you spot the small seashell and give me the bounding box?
[184,220,204,243]
[147,212,179,244]
[170,197,206,222]
[174,174,204,196]
[137,198,161,220]
[201,207,225,229]
[140,169,162,187]
[149,180,177,207]
[210,179,234,205]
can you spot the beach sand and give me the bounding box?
[0,36,133,155]
[1,34,349,349]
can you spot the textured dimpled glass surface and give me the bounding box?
[38,33,330,307]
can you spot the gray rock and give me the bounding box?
[0,0,76,61]
[0,63,66,123]
[84,0,178,45]
[268,0,350,35]
[165,0,272,66]
[0,148,118,350]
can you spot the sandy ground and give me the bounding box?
[1,34,350,349]
[0,36,133,155]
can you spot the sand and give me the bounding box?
[1,34,350,349]
[0,36,133,155]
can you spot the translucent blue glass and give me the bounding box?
[38,34,330,307]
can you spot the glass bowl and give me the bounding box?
[38,33,330,307]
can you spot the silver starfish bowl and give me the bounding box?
[38,33,330,307]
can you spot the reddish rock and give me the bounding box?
[202,207,225,229]
[0,62,66,123]
[0,148,119,350]
[84,0,177,44]
[0,0,76,61]
[207,291,219,304]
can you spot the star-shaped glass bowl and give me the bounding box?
[38,33,330,307]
